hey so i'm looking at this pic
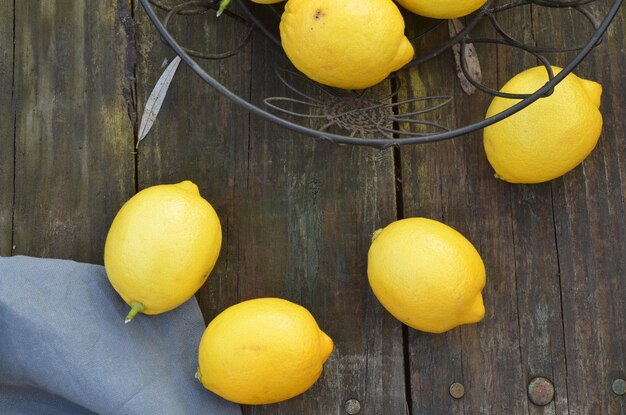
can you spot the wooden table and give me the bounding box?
[1,1,624,414]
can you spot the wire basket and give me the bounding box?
[139,0,623,148]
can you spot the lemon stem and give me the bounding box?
[216,0,231,17]
[371,228,383,242]
[125,301,144,324]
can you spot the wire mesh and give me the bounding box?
[140,0,623,147]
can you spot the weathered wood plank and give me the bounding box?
[537,4,626,414]
[134,0,252,325]
[509,182,569,415]
[241,32,405,415]
[12,1,135,263]
[399,13,528,414]
[446,15,528,414]
[135,2,407,411]
[499,6,569,415]
[0,0,14,256]
[398,16,464,415]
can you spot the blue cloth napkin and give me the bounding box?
[0,256,241,415]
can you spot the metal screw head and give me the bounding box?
[528,377,554,406]
[344,399,361,414]
[612,379,626,396]
[449,382,465,399]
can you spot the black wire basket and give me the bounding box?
[139,0,623,148]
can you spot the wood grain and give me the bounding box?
[135,3,408,411]
[499,6,570,415]
[11,1,135,263]
[0,0,14,256]
[536,4,626,414]
[1,1,624,413]
[397,15,465,415]
[400,5,626,413]
[443,15,539,413]
[134,0,253,324]
[241,31,405,415]
[399,13,529,414]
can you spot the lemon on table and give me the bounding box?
[279,0,414,89]
[104,181,222,323]
[484,66,603,184]
[396,0,488,19]
[197,298,334,405]
[367,218,486,333]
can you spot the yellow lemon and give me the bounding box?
[280,0,414,89]
[484,66,603,184]
[197,298,334,404]
[367,218,486,333]
[104,181,221,323]
[396,0,488,18]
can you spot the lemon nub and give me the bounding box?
[463,295,485,324]
[371,228,384,242]
[124,301,145,324]
[175,180,200,194]
[319,331,334,362]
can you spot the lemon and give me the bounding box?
[104,181,222,323]
[279,0,414,89]
[197,298,334,404]
[396,0,488,18]
[367,218,486,333]
[484,66,603,184]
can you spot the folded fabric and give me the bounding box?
[0,256,241,415]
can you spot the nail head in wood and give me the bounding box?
[344,399,361,414]
[612,379,626,396]
[527,377,554,406]
[449,382,465,399]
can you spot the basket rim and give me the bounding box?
[138,0,623,148]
